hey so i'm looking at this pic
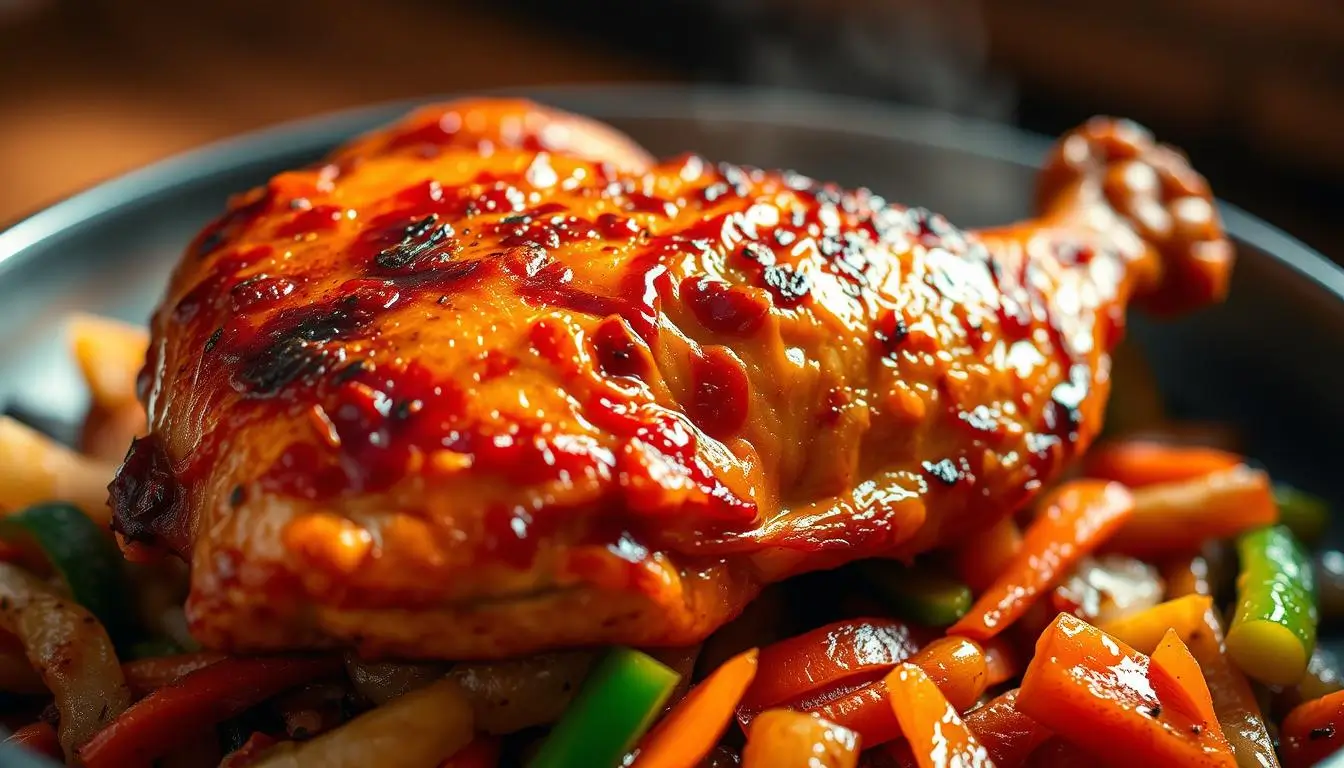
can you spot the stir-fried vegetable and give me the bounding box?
[0,562,131,761]
[738,618,919,715]
[1018,613,1237,767]
[1273,485,1331,548]
[962,690,1051,766]
[1103,596,1277,768]
[1279,689,1344,768]
[1149,629,1228,746]
[527,647,679,768]
[67,314,148,413]
[857,561,972,627]
[778,635,988,748]
[632,649,758,768]
[1105,466,1277,558]
[885,662,994,768]
[0,416,116,524]
[448,651,594,735]
[78,655,342,768]
[122,652,225,696]
[1083,440,1241,487]
[0,503,129,637]
[1227,525,1319,686]
[1049,554,1164,626]
[246,678,475,768]
[951,481,1134,640]
[740,710,859,768]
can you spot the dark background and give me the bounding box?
[2,0,1342,260]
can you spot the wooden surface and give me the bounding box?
[0,0,660,223]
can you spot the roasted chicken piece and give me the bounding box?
[110,99,1232,658]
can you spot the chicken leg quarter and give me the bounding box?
[110,99,1232,658]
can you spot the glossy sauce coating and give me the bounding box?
[110,100,1231,658]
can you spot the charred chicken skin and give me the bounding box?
[110,99,1232,659]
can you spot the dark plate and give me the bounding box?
[1,84,1343,763]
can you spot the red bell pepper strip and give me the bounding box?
[1017,613,1236,767]
[1280,689,1344,768]
[738,618,919,715]
[962,689,1050,766]
[121,652,226,697]
[1082,440,1241,487]
[950,481,1134,640]
[884,663,995,768]
[794,637,989,748]
[79,655,342,768]
[633,649,759,768]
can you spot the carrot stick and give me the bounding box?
[1017,613,1236,767]
[793,638,989,748]
[1150,629,1227,746]
[1082,440,1241,488]
[962,689,1050,766]
[633,649,759,768]
[1101,598,1274,768]
[3,721,61,760]
[79,655,342,768]
[1103,466,1277,558]
[949,481,1134,640]
[1280,690,1344,768]
[884,663,994,768]
[954,516,1023,593]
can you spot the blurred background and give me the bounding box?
[1,0,1342,260]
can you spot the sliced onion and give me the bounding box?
[249,678,474,768]
[343,655,448,706]
[449,650,596,735]
[0,562,131,760]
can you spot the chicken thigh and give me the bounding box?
[110,99,1231,658]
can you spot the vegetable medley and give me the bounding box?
[3,320,1344,768]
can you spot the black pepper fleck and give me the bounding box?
[1311,724,1336,740]
[204,328,223,353]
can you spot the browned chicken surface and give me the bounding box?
[109,99,1231,658]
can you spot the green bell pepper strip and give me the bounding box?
[1274,484,1330,548]
[857,560,972,627]
[0,502,130,638]
[1227,525,1319,686]
[528,647,680,768]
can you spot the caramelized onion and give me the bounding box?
[0,562,131,760]
[249,678,473,768]
[343,655,448,706]
[449,650,596,735]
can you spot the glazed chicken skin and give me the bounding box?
[110,99,1232,659]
